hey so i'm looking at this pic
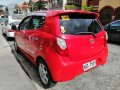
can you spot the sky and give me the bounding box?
[0,0,29,6]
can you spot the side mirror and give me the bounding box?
[11,25,17,30]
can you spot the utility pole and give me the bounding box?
[62,0,67,10]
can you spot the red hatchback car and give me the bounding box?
[14,10,108,88]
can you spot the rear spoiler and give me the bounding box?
[53,10,100,18]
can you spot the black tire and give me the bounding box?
[14,40,20,53]
[2,33,5,36]
[38,60,57,89]
[6,35,9,41]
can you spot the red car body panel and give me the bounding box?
[15,10,108,82]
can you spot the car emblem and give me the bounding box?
[90,38,94,44]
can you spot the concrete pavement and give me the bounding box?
[0,25,36,90]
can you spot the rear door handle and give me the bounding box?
[117,30,120,31]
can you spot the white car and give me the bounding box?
[2,21,21,40]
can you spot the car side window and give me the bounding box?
[29,16,45,30]
[19,16,31,30]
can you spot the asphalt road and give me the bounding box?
[5,38,120,90]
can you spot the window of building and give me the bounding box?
[87,0,99,6]
[67,0,82,6]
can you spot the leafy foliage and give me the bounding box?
[65,4,81,10]
[82,5,94,11]
[33,1,42,11]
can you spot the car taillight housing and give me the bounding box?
[104,32,108,46]
[55,37,69,56]
[105,32,108,40]
[8,30,14,32]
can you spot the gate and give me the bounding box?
[100,6,114,25]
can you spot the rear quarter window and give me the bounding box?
[60,14,102,34]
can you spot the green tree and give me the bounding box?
[82,5,94,11]
[33,1,42,11]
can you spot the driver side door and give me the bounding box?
[15,16,31,52]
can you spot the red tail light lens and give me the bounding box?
[8,30,14,32]
[105,32,108,40]
[55,37,69,56]
[104,32,108,46]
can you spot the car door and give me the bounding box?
[15,16,31,52]
[21,15,46,63]
[108,21,120,42]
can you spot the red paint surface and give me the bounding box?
[15,10,108,82]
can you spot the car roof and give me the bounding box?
[27,10,99,17]
[111,20,120,23]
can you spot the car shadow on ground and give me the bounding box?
[108,40,120,45]
[2,34,15,41]
[10,43,44,88]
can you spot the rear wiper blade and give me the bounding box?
[74,32,96,38]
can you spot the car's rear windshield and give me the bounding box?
[11,21,20,25]
[60,14,102,34]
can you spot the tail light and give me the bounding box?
[55,37,69,56]
[105,32,108,40]
[8,30,14,32]
[104,32,108,46]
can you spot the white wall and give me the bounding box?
[63,0,67,10]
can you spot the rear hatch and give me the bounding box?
[59,13,106,60]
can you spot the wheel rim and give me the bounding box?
[39,63,48,84]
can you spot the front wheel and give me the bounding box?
[38,60,57,89]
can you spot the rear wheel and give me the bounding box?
[14,40,20,53]
[38,60,57,89]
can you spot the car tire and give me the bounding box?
[2,32,5,36]
[38,60,57,89]
[6,35,9,40]
[14,40,20,53]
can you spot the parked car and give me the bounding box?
[2,20,21,40]
[104,20,120,42]
[14,10,108,88]
[0,17,8,26]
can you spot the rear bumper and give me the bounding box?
[45,46,108,82]
[7,32,15,38]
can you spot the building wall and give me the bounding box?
[81,0,87,9]
[99,0,120,10]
